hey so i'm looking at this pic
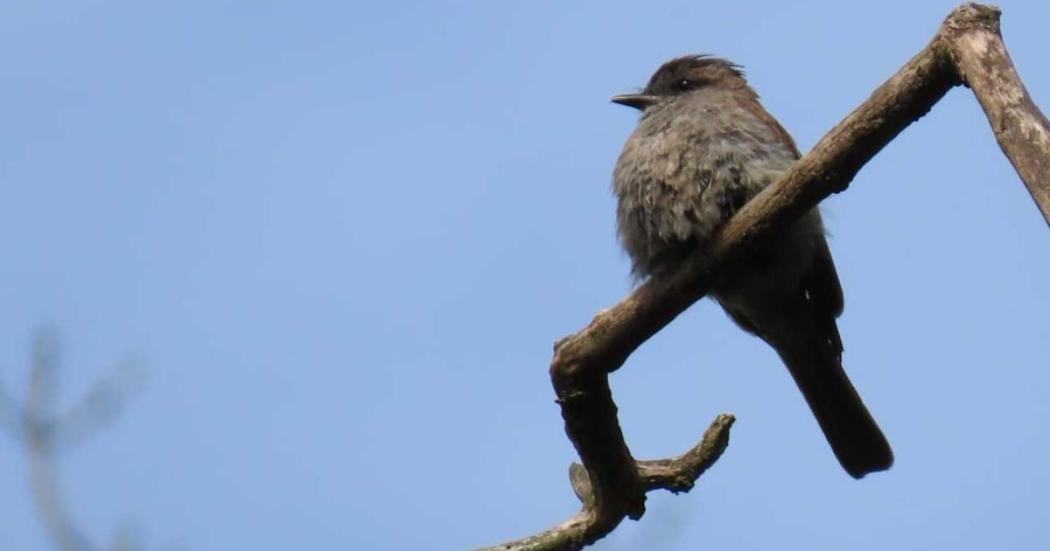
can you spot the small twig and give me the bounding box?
[56,359,143,452]
[477,415,734,551]
[636,414,736,494]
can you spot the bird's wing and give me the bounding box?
[736,95,803,159]
[805,236,845,319]
[741,95,845,319]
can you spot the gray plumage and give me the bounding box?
[611,56,892,478]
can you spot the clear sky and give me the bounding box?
[1,1,1048,550]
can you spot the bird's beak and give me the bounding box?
[611,93,659,110]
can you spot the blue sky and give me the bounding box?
[1,1,1048,550]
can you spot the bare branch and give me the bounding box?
[480,3,1049,549]
[4,329,145,551]
[56,359,144,452]
[636,414,735,494]
[26,331,100,551]
[943,4,1050,225]
[476,415,734,551]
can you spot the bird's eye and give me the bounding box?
[677,79,693,90]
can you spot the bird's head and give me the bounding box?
[612,55,751,110]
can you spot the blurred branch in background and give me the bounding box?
[1,327,145,551]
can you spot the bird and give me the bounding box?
[610,55,893,478]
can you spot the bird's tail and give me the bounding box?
[768,307,893,478]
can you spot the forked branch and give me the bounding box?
[2,329,144,551]
[478,4,1050,550]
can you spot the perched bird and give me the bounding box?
[611,55,892,478]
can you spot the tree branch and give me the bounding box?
[944,5,1050,225]
[477,415,734,551]
[25,330,99,551]
[479,3,1049,549]
[2,328,144,551]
